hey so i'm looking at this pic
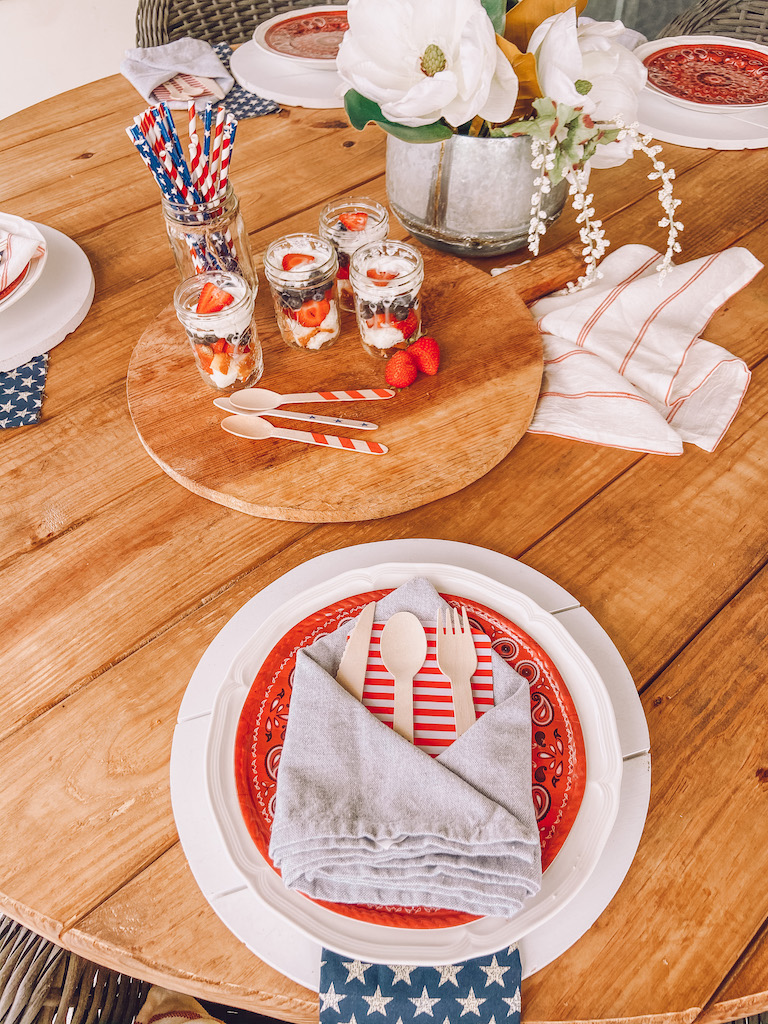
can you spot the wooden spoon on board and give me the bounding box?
[379,612,428,743]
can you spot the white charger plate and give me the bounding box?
[0,214,48,313]
[636,82,768,150]
[204,560,623,965]
[230,39,344,109]
[0,222,94,371]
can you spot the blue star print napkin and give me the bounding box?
[0,354,48,428]
[213,43,280,119]
[319,945,522,1024]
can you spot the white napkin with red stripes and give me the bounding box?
[528,244,763,455]
[0,220,46,294]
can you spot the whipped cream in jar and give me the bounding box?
[318,197,389,312]
[173,270,263,390]
[349,240,424,358]
[263,233,340,351]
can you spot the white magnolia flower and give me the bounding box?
[335,0,518,128]
[577,20,648,168]
[528,12,647,168]
[527,8,587,113]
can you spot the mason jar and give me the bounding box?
[263,233,340,351]
[162,185,256,288]
[318,197,389,311]
[173,270,263,390]
[349,239,424,359]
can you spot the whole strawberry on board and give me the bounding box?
[385,350,418,389]
[408,336,440,375]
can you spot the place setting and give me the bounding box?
[171,539,651,995]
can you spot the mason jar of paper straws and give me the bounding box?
[162,185,256,288]
[126,102,256,289]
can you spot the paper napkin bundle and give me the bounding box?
[528,244,763,455]
[0,220,46,294]
[319,944,522,1024]
[269,577,541,918]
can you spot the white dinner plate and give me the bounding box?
[204,560,623,965]
[253,6,348,71]
[635,36,768,114]
[0,214,48,313]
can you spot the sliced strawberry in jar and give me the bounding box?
[394,308,419,339]
[366,268,398,284]
[339,211,368,231]
[365,312,390,329]
[212,337,227,353]
[297,297,330,327]
[336,265,350,280]
[196,282,234,314]
[282,252,315,271]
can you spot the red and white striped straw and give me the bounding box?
[216,119,233,199]
[187,100,197,141]
[188,135,202,190]
[208,105,226,187]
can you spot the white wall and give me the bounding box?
[0,0,138,121]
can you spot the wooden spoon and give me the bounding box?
[379,612,427,743]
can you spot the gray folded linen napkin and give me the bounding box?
[269,577,542,918]
[121,37,234,107]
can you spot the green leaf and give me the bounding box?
[480,0,506,33]
[343,90,454,143]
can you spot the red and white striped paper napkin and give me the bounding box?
[528,244,763,455]
[354,621,494,758]
[0,221,46,296]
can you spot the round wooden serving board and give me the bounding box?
[127,248,542,522]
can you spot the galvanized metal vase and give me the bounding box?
[385,133,568,258]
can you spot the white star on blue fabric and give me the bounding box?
[320,982,347,1013]
[502,989,521,1016]
[362,986,393,1015]
[410,987,441,1017]
[479,956,510,987]
[389,964,417,985]
[456,989,486,1017]
[435,964,463,987]
[343,961,373,984]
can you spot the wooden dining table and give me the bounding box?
[2,71,767,1024]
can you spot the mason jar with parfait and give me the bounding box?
[349,239,424,358]
[318,196,389,311]
[263,233,341,351]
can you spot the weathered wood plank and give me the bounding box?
[523,567,768,1020]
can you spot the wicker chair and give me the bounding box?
[136,0,347,48]
[0,916,147,1024]
[659,0,768,42]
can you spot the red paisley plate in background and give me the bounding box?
[234,589,586,930]
[253,6,349,70]
[636,35,768,112]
